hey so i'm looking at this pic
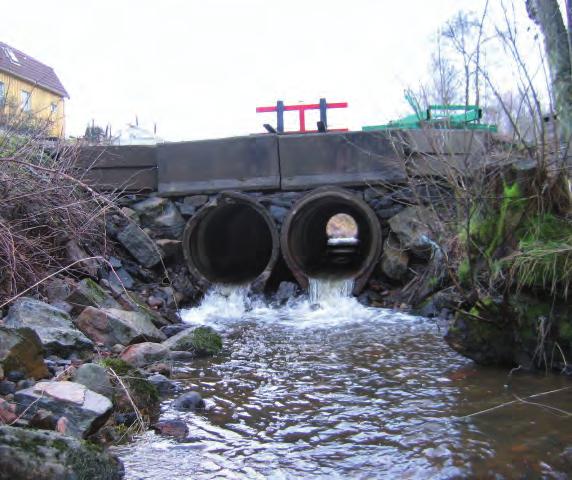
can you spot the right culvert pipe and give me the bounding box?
[280,187,382,295]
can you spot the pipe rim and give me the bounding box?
[182,191,280,292]
[280,186,382,294]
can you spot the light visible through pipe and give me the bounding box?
[280,187,382,294]
[182,192,279,291]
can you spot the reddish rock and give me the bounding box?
[0,398,17,424]
[74,307,166,347]
[120,342,170,368]
[147,296,164,308]
[153,419,188,440]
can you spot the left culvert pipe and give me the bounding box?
[182,191,279,291]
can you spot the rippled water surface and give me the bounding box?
[117,283,572,479]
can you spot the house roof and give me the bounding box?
[0,41,68,98]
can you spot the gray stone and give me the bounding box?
[132,198,185,239]
[74,307,167,347]
[107,267,135,290]
[117,223,162,268]
[269,205,288,224]
[155,239,183,260]
[168,350,196,361]
[388,206,438,257]
[4,298,94,357]
[72,363,114,399]
[178,202,196,216]
[363,186,389,202]
[15,381,113,438]
[121,206,140,223]
[147,374,175,396]
[0,425,124,480]
[151,202,186,239]
[274,281,298,304]
[374,203,405,219]
[172,391,205,411]
[65,239,99,277]
[119,342,170,368]
[108,256,123,269]
[380,236,410,281]
[0,380,16,395]
[65,278,121,314]
[131,196,170,219]
[183,195,209,208]
[0,326,50,379]
[44,278,73,303]
[161,324,191,338]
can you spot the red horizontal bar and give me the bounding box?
[256,106,278,113]
[256,102,348,113]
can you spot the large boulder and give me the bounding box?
[4,298,93,357]
[132,197,185,239]
[0,326,49,379]
[74,307,167,348]
[0,425,124,480]
[65,278,121,314]
[150,203,185,239]
[388,206,439,258]
[130,197,169,220]
[15,381,113,438]
[116,223,162,268]
[380,235,410,282]
[119,342,170,368]
[162,326,222,356]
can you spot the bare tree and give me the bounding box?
[526,0,572,140]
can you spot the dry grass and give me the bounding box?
[0,123,117,306]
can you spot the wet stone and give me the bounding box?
[172,391,205,411]
[0,380,16,396]
[0,425,124,480]
[160,324,191,338]
[6,371,25,383]
[15,381,113,438]
[120,342,170,368]
[147,374,175,396]
[153,419,189,440]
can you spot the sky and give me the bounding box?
[1,0,541,141]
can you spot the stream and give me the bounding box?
[116,280,572,479]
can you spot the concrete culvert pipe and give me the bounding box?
[280,187,382,294]
[182,192,279,291]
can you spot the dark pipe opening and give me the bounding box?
[281,188,382,293]
[183,193,279,289]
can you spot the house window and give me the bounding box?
[50,102,57,114]
[21,90,31,111]
[2,47,19,65]
[0,82,4,106]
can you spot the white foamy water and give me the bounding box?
[180,277,406,329]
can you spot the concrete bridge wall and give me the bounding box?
[77,129,490,193]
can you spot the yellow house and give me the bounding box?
[0,41,68,137]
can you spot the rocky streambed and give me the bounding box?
[0,278,223,479]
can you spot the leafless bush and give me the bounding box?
[0,116,119,306]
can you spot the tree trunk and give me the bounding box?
[526,0,572,141]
